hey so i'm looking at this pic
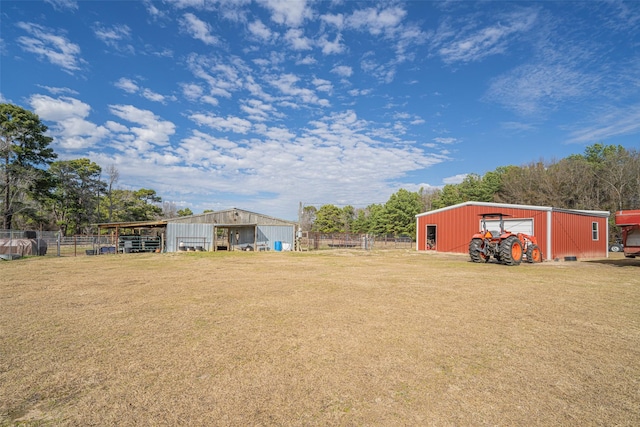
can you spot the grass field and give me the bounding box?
[1,250,639,426]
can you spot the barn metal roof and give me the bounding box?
[96,208,296,230]
[96,220,168,230]
[416,201,609,218]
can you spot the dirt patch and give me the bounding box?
[1,250,639,426]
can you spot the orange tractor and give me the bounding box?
[469,213,543,265]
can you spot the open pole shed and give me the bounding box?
[415,201,610,260]
[96,208,296,253]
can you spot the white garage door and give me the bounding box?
[484,218,533,235]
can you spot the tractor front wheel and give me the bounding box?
[469,238,488,263]
[499,236,522,265]
[526,244,543,263]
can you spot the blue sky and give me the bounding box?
[1,0,639,220]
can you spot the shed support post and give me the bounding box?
[546,210,552,260]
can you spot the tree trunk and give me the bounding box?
[3,153,10,230]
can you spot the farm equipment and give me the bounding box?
[615,210,640,258]
[469,213,543,265]
[118,234,161,253]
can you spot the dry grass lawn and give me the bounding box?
[1,250,639,426]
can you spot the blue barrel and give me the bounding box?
[274,241,282,251]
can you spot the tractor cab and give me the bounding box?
[477,213,510,239]
[469,213,543,265]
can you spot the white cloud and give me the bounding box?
[201,95,219,106]
[320,13,344,30]
[16,22,84,73]
[248,20,275,41]
[401,182,441,194]
[189,112,253,134]
[115,77,139,94]
[360,57,396,83]
[37,85,79,96]
[318,33,346,55]
[501,121,535,132]
[167,0,214,9]
[284,28,313,50]
[114,78,172,103]
[312,78,333,93]
[433,9,538,64]
[394,112,425,127]
[180,13,219,45]
[44,0,78,10]
[259,0,311,27]
[267,73,330,107]
[486,62,589,116]
[144,0,167,20]
[109,104,176,148]
[240,98,278,122]
[29,95,108,150]
[331,65,352,77]
[150,47,174,58]
[443,174,467,185]
[346,6,407,36]
[347,88,372,97]
[141,88,169,103]
[159,108,448,208]
[175,130,238,168]
[433,137,458,144]
[105,121,129,133]
[181,83,205,102]
[566,104,640,144]
[296,55,316,66]
[93,23,133,53]
[30,94,91,121]
[186,54,247,99]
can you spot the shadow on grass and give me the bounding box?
[584,257,640,267]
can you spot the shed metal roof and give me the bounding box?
[416,201,609,218]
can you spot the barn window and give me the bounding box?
[592,222,599,240]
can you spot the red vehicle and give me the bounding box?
[469,213,543,265]
[615,210,640,258]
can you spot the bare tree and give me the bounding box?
[105,164,119,222]
[418,186,441,211]
[162,201,178,219]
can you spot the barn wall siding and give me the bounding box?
[417,205,550,256]
[416,202,608,260]
[257,226,295,250]
[550,211,608,259]
[166,223,214,252]
[164,209,296,252]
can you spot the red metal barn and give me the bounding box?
[415,202,610,260]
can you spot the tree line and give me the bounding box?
[3,103,639,237]
[1,103,193,235]
[303,143,640,236]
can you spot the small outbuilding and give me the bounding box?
[97,208,297,253]
[415,201,610,260]
[165,208,297,252]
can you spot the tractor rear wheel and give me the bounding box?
[499,236,522,265]
[526,244,543,263]
[469,238,488,263]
